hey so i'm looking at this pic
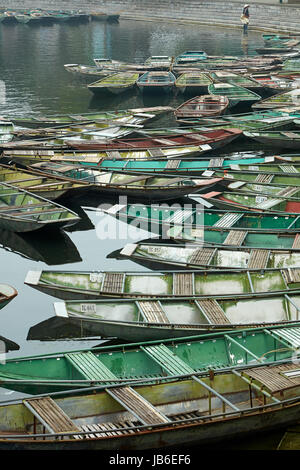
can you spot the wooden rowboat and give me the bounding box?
[208,82,261,108]
[2,360,300,449]
[47,293,300,341]
[0,163,86,200]
[144,56,173,69]
[0,106,173,128]
[0,182,80,232]
[174,50,208,65]
[0,284,17,310]
[87,72,139,95]
[136,71,176,94]
[24,267,300,300]
[191,185,300,214]
[115,242,300,271]
[103,202,300,234]
[244,130,300,149]
[18,163,222,201]
[209,71,263,92]
[0,323,299,394]
[252,89,300,109]
[175,72,212,94]
[174,95,229,124]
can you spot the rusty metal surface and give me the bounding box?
[242,363,300,393]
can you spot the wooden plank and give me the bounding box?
[173,272,194,295]
[148,148,165,157]
[242,363,300,393]
[292,233,300,249]
[101,273,125,293]
[107,386,170,425]
[137,300,169,323]
[65,351,118,382]
[223,230,247,246]
[208,158,224,168]
[254,174,274,184]
[165,159,180,169]
[247,249,270,269]
[188,247,216,266]
[195,299,230,324]
[23,397,79,434]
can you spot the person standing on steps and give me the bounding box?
[241,4,250,34]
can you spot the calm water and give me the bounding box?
[0,19,286,448]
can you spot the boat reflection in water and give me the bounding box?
[0,335,19,352]
[26,316,103,342]
[0,228,82,265]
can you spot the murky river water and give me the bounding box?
[0,18,287,448]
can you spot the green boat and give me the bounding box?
[175,72,212,94]
[192,183,300,214]
[93,154,299,177]
[46,292,300,341]
[180,107,300,130]
[174,51,208,65]
[14,164,221,201]
[64,63,112,79]
[244,130,300,149]
[0,182,80,232]
[209,71,263,92]
[144,56,173,69]
[102,202,300,234]
[252,89,300,109]
[0,163,86,200]
[168,224,300,250]
[213,163,300,188]
[1,360,300,449]
[115,242,300,271]
[0,106,173,128]
[0,284,17,310]
[208,82,261,108]
[87,72,139,95]
[24,267,300,300]
[1,323,300,394]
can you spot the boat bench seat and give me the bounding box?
[23,397,80,435]
[137,301,169,323]
[292,233,300,249]
[213,212,244,228]
[101,273,125,293]
[65,351,118,383]
[173,272,194,295]
[148,148,165,158]
[141,344,195,376]
[106,386,170,425]
[223,230,247,246]
[188,247,216,266]
[195,299,230,324]
[165,159,180,169]
[208,158,224,168]
[254,174,274,184]
[247,249,270,269]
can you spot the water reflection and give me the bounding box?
[0,334,19,352]
[0,228,82,265]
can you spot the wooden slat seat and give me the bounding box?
[165,209,193,224]
[165,159,180,169]
[241,363,300,393]
[65,351,118,383]
[105,151,122,159]
[186,134,210,142]
[101,273,125,293]
[264,327,300,349]
[107,386,170,424]
[148,148,164,158]
[195,299,230,324]
[213,212,244,228]
[247,249,270,269]
[208,158,224,168]
[279,165,299,173]
[254,174,274,184]
[223,230,247,246]
[173,272,194,295]
[292,233,300,249]
[141,344,195,376]
[23,397,80,434]
[152,138,177,146]
[137,301,169,323]
[282,268,300,284]
[188,247,216,266]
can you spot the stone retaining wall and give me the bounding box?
[1,0,300,33]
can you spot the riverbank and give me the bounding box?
[1,0,300,34]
